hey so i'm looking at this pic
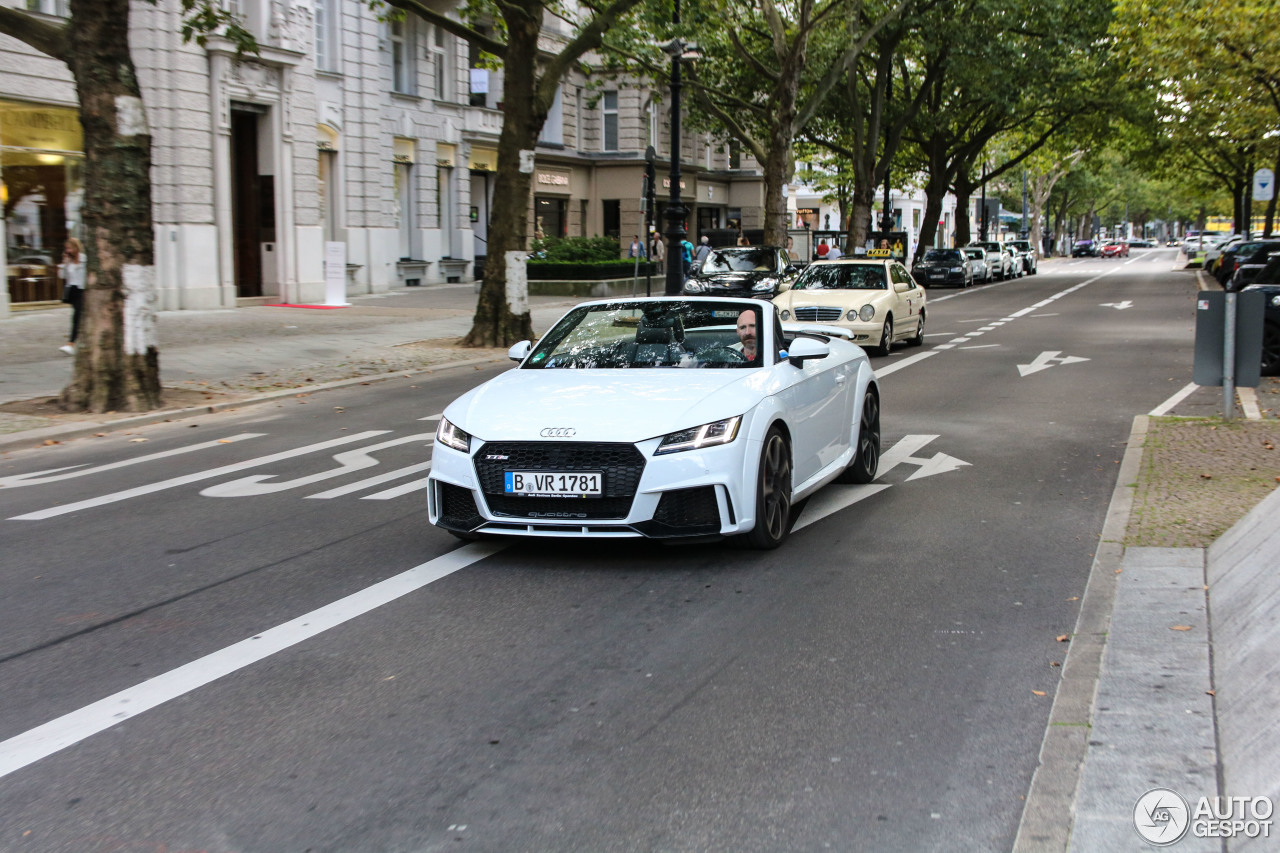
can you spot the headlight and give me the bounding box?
[1273,295,1280,308]
[655,415,742,455]
[684,281,704,293]
[780,309,790,320]
[859,304,875,322]
[436,417,471,452]
[950,266,963,273]
[752,278,778,291]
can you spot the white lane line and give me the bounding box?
[959,344,1001,350]
[0,434,266,489]
[875,350,940,377]
[949,337,969,344]
[792,484,891,532]
[307,462,433,499]
[933,344,956,350]
[10,432,391,521]
[417,413,444,422]
[1150,382,1199,416]
[362,476,433,500]
[0,541,506,781]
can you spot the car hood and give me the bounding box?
[445,367,777,443]
[694,272,772,286]
[777,289,882,308]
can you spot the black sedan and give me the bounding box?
[1072,240,1099,257]
[912,248,973,288]
[682,246,798,299]
[1243,257,1280,375]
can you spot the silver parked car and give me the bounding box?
[962,247,993,283]
[970,241,1014,279]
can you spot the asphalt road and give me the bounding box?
[0,250,1198,853]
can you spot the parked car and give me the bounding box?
[1127,239,1155,249]
[772,258,927,356]
[1242,256,1280,375]
[1072,240,1099,257]
[1006,239,1038,275]
[1225,241,1280,291]
[1100,241,1130,258]
[427,296,882,549]
[961,247,993,282]
[970,241,1015,279]
[1205,234,1247,275]
[683,246,798,299]
[912,248,973,288]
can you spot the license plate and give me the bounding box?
[504,471,602,497]
[930,273,944,278]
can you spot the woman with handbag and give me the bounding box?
[58,237,85,356]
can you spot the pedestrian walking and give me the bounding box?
[650,233,665,264]
[628,235,646,258]
[680,237,695,281]
[693,235,712,265]
[826,243,843,260]
[58,237,85,356]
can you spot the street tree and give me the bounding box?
[0,1,252,413]
[380,0,644,347]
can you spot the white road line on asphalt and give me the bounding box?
[361,476,433,499]
[9,432,391,521]
[959,344,1001,350]
[1150,382,1199,416]
[306,461,433,499]
[0,434,266,489]
[933,344,956,350]
[792,484,891,532]
[417,413,444,421]
[874,350,940,377]
[0,541,506,781]
[200,435,434,497]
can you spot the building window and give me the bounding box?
[536,197,567,240]
[728,140,741,170]
[602,199,620,238]
[390,17,415,94]
[431,25,451,101]
[314,0,339,72]
[468,31,489,107]
[25,0,69,16]
[539,86,563,145]
[437,165,454,256]
[646,99,658,151]
[394,139,416,259]
[601,90,618,152]
[575,87,584,149]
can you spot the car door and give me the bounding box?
[773,315,850,484]
[890,263,923,336]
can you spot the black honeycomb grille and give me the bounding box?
[438,482,483,531]
[473,442,646,520]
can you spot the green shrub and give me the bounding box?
[526,260,660,280]
[530,235,623,262]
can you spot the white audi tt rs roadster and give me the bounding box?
[427,297,880,549]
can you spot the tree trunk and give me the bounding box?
[1266,142,1280,237]
[847,182,876,253]
[461,4,543,348]
[60,0,161,412]
[952,171,976,247]
[762,133,793,247]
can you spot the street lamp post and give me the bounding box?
[663,0,689,296]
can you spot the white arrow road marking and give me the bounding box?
[201,434,434,497]
[9,432,390,520]
[0,434,266,489]
[875,434,971,481]
[1017,351,1090,377]
[0,541,506,780]
[307,461,433,499]
[1100,300,1133,309]
[363,474,434,500]
[418,412,444,421]
[792,484,891,532]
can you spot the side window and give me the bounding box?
[892,264,914,292]
[773,312,788,361]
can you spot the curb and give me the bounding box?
[0,353,508,452]
[1012,414,1149,852]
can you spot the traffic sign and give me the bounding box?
[1255,168,1275,202]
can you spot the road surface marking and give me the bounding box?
[876,434,970,481]
[1149,382,1198,416]
[0,434,266,489]
[200,434,433,497]
[362,476,433,500]
[1017,351,1090,377]
[0,541,506,780]
[959,344,1001,350]
[874,350,939,377]
[1100,301,1133,310]
[307,461,433,499]
[792,484,891,531]
[9,432,390,520]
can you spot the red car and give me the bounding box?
[1100,241,1130,258]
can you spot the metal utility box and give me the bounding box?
[1193,290,1265,387]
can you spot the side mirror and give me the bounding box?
[785,337,830,367]
[508,341,533,362]
[776,280,792,293]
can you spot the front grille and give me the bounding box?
[473,442,646,520]
[438,482,483,531]
[793,306,844,322]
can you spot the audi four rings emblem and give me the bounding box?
[540,427,577,438]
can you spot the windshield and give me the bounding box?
[921,249,962,263]
[963,249,984,260]
[701,249,777,274]
[524,300,765,369]
[791,263,887,290]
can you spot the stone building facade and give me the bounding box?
[0,0,769,316]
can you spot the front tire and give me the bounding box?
[907,310,925,347]
[741,427,793,549]
[871,317,894,357]
[838,389,881,484]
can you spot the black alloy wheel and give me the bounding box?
[742,427,793,549]
[871,317,894,357]
[838,390,881,484]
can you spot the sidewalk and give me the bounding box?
[0,285,583,446]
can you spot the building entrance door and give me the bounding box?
[230,106,273,298]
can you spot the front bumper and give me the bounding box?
[427,436,757,540]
